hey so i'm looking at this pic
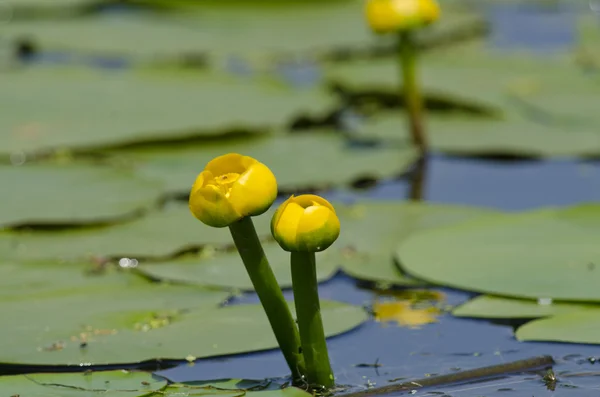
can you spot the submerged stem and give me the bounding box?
[228,217,306,382]
[291,251,334,389]
[398,30,427,152]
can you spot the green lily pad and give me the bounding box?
[516,310,600,345]
[351,113,600,157]
[453,295,597,319]
[0,262,163,302]
[8,0,106,20]
[137,202,495,289]
[137,243,339,290]
[0,260,230,305]
[0,291,366,365]
[397,203,600,301]
[338,201,498,286]
[3,4,375,60]
[325,42,596,125]
[0,163,163,228]
[106,131,419,195]
[0,203,273,263]
[0,370,166,397]
[150,380,311,397]
[0,66,332,157]
[4,2,480,62]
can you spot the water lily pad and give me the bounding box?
[149,379,311,397]
[338,201,497,286]
[516,310,600,345]
[3,4,375,60]
[8,0,107,20]
[107,131,419,195]
[0,294,367,365]
[137,202,494,289]
[0,370,166,397]
[4,2,480,62]
[0,203,273,263]
[453,295,596,319]
[325,42,595,126]
[137,243,339,290]
[352,113,600,157]
[151,380,311,397]
[0,262,162,302]
[0,163,163,228]
[0,66,332,157]
[397,203,600,301]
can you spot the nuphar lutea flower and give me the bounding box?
[271,195,340,252]
[365,0,440,34]
[189,153,277,228]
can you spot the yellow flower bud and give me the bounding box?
[271,195,340,252]
[189,153,277,228]
[365,0,440,34]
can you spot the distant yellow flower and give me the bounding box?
[189,153,277,228]
[271,195,340,252]
[365,0,440,34]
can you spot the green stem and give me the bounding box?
[398,30,427,152]
[290,251,334,389]
[229,217,305,382]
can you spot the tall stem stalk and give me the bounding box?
[398,30,427,152]
[290,251,334,389]
[229,217,305,382]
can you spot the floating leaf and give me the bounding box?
[0,370,166,397]
[325,42,599,137]
[338,202,497,286]
[516,310,600,345]
[0,164,163,228]
[150,379,311,397]
[398,203,600,301]
[352,113,600,158]
[4,4,376,61]
[453,295,597,319]
[0,67,333,157]
[0,282,366,365]
[137,202,494,289]
[107,131,419,195]
[0,262,166,302]
[137,243,338,290]
[0,203,272,263]
[4,2,481,62]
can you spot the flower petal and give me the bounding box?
[297,206,341,252]
[228,161,277,217]
[204,153,249,176]
[272,199,305,252]
[189,184,241,228]
[294,194,337,213]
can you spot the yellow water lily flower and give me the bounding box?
[271,195,340,252]
[365,0,440,34]
[189,153,277,228]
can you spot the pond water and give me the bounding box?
[4,2,600,396]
